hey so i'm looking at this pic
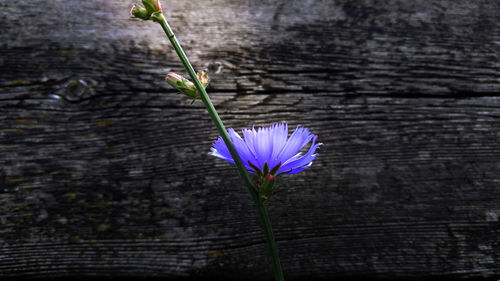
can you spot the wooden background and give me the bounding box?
[1,0,499,280]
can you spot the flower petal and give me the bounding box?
[228,128,257,171]
[269,123,288,167]
[209,137,233,163]
[242,127,258,161]
[277,125,313,163]
[278,135,321,174]
[254,127,273,168]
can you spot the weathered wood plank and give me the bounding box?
[1,0,499,280]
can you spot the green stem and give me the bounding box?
[257,200,285,281]
[152,12,284,281]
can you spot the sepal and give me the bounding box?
[270,162,281,175]
[248,161,263,176]
[253,161,280,202]
[257,174,276,202]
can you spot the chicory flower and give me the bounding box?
[210,123,321,176]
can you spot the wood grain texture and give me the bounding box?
[1,0,499,280]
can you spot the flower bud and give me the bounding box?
[197,71,210,88]
[130,4,151,20]
[166,72,187,88]
[166,72,200,101]
[142,0,162,14]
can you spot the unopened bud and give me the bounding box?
[131,0,162,21]
[142,0,162,14]
[166,72,187,88]
[130,3,151,20]
[166,72,199,101]
[197,71,210,88]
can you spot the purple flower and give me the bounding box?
[209,123,321,175]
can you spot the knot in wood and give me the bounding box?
[64,79,93,102]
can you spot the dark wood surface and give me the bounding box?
[1,0,499,280]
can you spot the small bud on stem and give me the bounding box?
[130,4,150,20]
[130,0,162,21]
[142,0,162,14]
[197,71,210,88]
[166,71,210,102]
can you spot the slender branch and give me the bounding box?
[151,12,284,281]
[257,201,285,281]
[153,13,252,194]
